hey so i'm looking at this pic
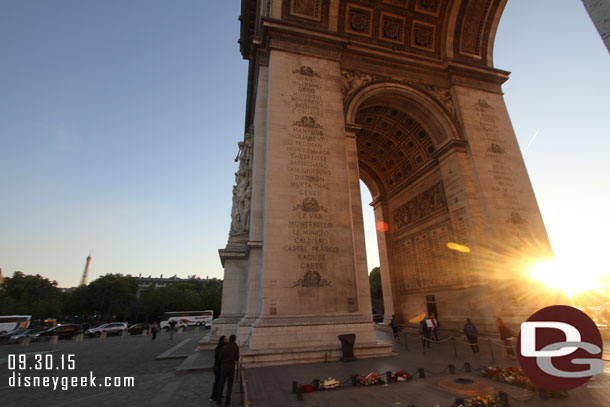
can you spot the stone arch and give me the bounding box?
[346,81,462,199]
[346,80,467,325]
[345,81,462,148]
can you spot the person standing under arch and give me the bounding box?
[462,318,479,354]
[496,317,515,359]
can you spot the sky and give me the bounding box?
[0,1,608,288]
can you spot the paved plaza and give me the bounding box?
[1,327,608,407]
[0,329,213,407]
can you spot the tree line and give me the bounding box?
[0,272,222,324]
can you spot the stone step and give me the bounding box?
[175,349,215,374]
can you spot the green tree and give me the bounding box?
[0,272,63,319]
[87,274,137,321]
[137,279,222,322]
[62,285,92,319]
[369,267,384,314]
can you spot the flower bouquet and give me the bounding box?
[480,366,535,391]
[465,394,500,407]
[322,377,341,390]
[356,372,384,386]
[451,394,502,407]
[392,370,413,382]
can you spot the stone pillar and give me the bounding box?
[450,85,553,323]
[236,46,389,364]
[372,199,395,325]
[210,234,249,341]
[345,128,373,321]
[237,63,270,344]
[582,0,610,53]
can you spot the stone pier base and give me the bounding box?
[240,341,394,368]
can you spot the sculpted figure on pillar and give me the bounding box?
[229,127,254,234]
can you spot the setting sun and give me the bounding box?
[528,258,604,298]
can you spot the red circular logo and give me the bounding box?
[517,305,603,391]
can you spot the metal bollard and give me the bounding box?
[74,333,84,342]
[498,391,509,406]
[121,330,128,338]
[22,338,31,347]
[50,335,59,349]
[418,368,425,379]
[538,388,548,400]
[297,385,303,400]
[385,371,393,384]
[178,327,184,335]
[292,381,298,394]
[449,364,455,374]
[451,337,458,358]
[313,379,320,390]
[403,333,409,350]
[487,337,496,363]
[464,362,471,373]
[194,326,200,333]
[100,332,107,340]
[351,375,358,387]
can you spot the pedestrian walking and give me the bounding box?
[151,321,159,340]
[429,312,439,341]
[216,334,239,406]
[496,317,516,359]
[421,317,431,349]
[210,335,227,403]
[389,314,399,342]
[168,319,177,340]
[462,318,479,354]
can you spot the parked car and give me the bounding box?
[85,322,128,337]
[0,329,25,345]
[35,324,83,340]
[7,327,48,344]
[127,323,149,335]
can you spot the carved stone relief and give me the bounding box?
[412,22,435,50]
[293,269,332,287]
[423,85,455,116]
[392,182,447,231]
[345,4,373,36]
[507,212,527,225]
[230,127,254,234]
[380,13,406,44]
[291,0,320,19]
[460,0,492,56]
[341,69,377,100]
[416,0,440,15]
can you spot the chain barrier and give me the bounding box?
[420,335,454,343]
[417,334,514,348]
[507,392,537,403]
[424,366,449,375]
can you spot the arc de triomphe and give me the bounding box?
[206,0,552,367]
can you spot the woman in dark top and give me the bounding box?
[210,335,227,402]
[462,318,479,354]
